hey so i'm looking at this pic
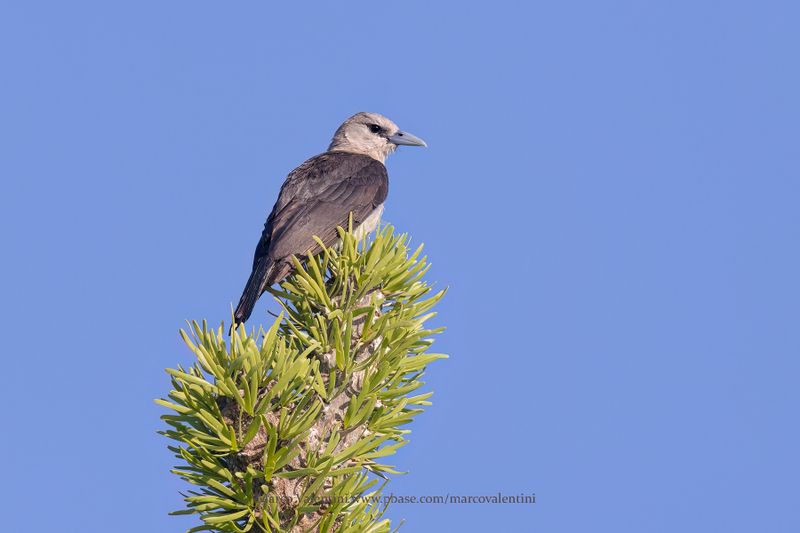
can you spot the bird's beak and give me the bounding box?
[389,130,427,147]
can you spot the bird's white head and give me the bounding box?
[328,112,427,163]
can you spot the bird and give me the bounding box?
[233,112,427,325]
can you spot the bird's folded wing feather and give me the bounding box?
[266,153,388,261]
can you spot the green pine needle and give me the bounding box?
[157,226,446,533]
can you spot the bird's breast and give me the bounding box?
[353,203,384,240]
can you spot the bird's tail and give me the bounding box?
[233,259,274,326]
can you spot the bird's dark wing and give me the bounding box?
[235,152,387,325]
[267,152,388,261]
[248,152,387,272]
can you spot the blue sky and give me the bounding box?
[2,1,799,532]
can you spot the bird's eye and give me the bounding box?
[368,124,382,134]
